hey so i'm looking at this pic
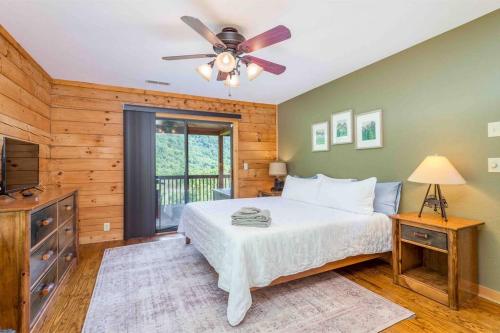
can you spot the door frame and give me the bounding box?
[155,112,240,198]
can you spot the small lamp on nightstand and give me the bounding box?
[408,155,465,221]
[269,161,287,191]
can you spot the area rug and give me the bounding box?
[82,238,414,332]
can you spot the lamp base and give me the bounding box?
[271,177,284,192]
[418,184,448,221]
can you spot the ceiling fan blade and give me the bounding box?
[217,71,228,81]
[242,55,286,75]
[181,16,226,49]
[161,54,216,61]
[237,25,291,53]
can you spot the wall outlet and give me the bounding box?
[103,222,111,232]
[243,162,249,170]
[488,158,500,173]
[488,121,500,137]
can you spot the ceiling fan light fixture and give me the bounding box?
[224,73,240,88]
[215,52,236,73]
[246,62,263,81]
[196,62,213,81]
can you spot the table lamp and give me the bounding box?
[269,161,287,191]
[408,155,465,221]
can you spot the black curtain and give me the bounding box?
[124,110,156,239]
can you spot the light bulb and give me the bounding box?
[224,73,240,88]
[246,63,263,81]
[215,52,236,73]
[196,63,213,81]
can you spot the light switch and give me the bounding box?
[488,121,500,137]
[488,158,500,172]
[243,162,249,170]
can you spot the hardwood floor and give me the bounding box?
[38,236,500,333]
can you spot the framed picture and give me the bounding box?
[311,121,329,152]
[331,110,353,145]
[356,110,383,149]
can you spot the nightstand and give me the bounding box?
[258,190,282,197]
[391,212,484,309]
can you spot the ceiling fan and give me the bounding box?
[162,16,291,88]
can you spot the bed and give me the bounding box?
[178,196,393,326]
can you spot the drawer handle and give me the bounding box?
[65,252,74,262]
[413,231,429,239]
[40,282,55,297]
[42,250,55,261]
[40,217,54,227]
[64,205,73,211]
[64,226,73,233]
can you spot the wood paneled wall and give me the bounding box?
[0,25,277,244]
[50,81,277,244]
[0,27,51,187]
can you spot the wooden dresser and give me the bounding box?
[0,188,79,333]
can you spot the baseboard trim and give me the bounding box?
[478,284,500,304]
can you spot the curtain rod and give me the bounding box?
[123,104,242,119]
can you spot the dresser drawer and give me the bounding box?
[30,233,58,287]
[58,195,75,223]
[58,218,75,251]
[58,244,76,280]
[30,262,57,324]
[31,203,57,248]
[401,224,448,250]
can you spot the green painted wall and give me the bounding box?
[278,10,500,291]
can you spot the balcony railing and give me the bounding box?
[156,174,231,205]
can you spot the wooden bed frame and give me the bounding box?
[185,237,390,290]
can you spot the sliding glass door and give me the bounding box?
[155,118,233,232]
[155,119,187,232]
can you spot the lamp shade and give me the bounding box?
[269,161,287,176]
[246,63,263,81]
[196,63,213,81]
[224,73,240,88]
[408,155,465,185]
[215,52,236,73]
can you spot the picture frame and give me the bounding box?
[311,121,329,152]
[355,110,383,149]
[331,110,353,145]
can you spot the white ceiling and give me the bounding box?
[1,1,498,104]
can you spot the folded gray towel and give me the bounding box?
[232,219,271,228]
[231,207,271,227]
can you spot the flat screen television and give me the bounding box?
[0,137,39,194]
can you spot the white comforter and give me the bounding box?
[178,197,392,326]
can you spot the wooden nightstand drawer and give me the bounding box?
[401,224,447,251]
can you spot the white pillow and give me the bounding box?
[317,177,377,215]
[317,173,357,182]
[281,175,321,204]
